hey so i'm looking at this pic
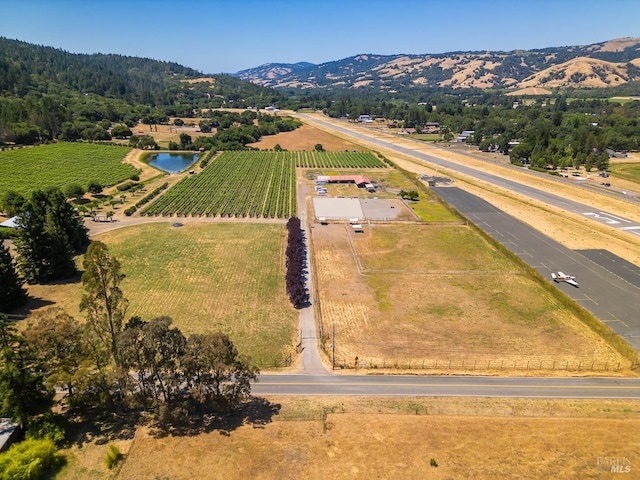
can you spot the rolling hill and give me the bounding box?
[235,38,640,91]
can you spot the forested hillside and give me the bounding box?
[0,38,286,145]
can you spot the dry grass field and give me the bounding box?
[312,223,628,372]
[55,396,640,480]
[249,123,363,151]
[21,222,298,365]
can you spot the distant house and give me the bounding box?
[358,114,373,123]
[264,105,279,112]
[424,122,440,133]
[456,130,475,142]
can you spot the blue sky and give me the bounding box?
[1,0,639,73]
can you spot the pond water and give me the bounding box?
[148,152,199,173]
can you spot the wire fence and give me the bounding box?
[330,356,630,373]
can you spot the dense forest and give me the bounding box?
[0,38,288,146]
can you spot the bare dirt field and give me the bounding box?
[248,123,365,151]
[311,223,628,373]
[57,397,640,480]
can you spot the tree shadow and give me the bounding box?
[66,407,140,447]
[149,396,281,438]
[10,296,56,318]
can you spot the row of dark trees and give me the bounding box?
[285,217,307,307]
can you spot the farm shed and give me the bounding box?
[316,175,372,188]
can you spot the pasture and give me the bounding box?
[609,161,640,185]
[311,223,627,371]
[0,143,138,197]
[23,222,298,366]
[56,396,640,480]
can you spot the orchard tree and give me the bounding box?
[0,240,27,312]
[80,241,128,368]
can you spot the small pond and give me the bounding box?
[147,152,199,173]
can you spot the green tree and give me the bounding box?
[111,124,132,139]
[87,181,103,195]
[179,133,192,149]
[1,191,25,217]
[64,183,86,202]
[0,314,54,431]
[23,308,89,397]
[314,143,324,152]
[183,331,258,412]
[118,316,187,409]
[15,189,85,284]
[0,240,27,312]
[80,241,128,368]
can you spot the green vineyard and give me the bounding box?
[141,150,386,218]
[0,143,137,197]
[295,151,386,168]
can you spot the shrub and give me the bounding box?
[26,412,68,446]
[124,206,137,216]
[104,444,122,470]
[430,458,438,467]
[117,182,138,192]
[87,181,103,195]
[0,438,61,480]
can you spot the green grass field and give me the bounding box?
[95,222,297,366]
[609,162,640,185]
[0,143,137,197]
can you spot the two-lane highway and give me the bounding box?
[255,374,640,399]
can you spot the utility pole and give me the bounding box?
[332,321,335,371]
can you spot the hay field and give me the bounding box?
[312,224,627,371]
[22,223,298,365]
[58,397,640,480]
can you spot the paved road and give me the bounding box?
[298,114,640,237]
[254,374,640,399]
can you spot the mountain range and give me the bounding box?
[235,38,640,92]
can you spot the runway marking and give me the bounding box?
[583,212,626,225]
[619,226,640,236]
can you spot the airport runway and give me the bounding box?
[436,187,640,351]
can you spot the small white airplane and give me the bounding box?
[551,271,579,287]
